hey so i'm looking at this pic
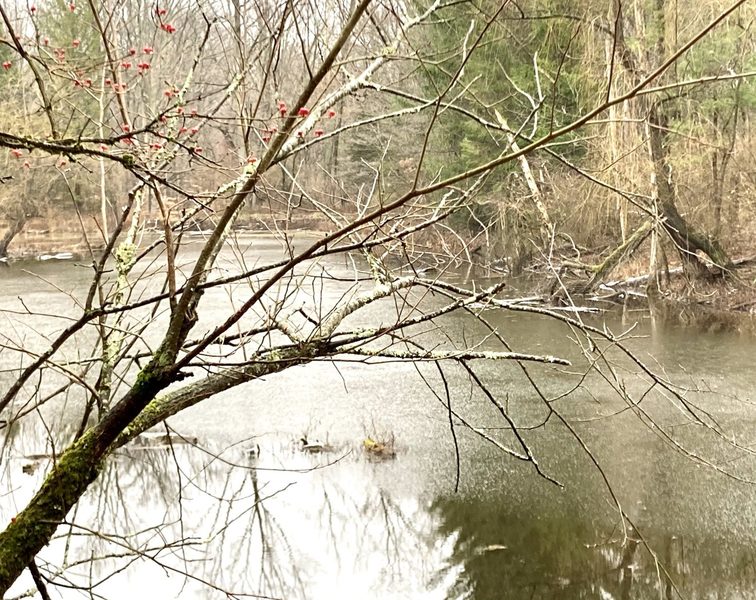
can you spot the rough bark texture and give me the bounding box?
[0,342,326,595]
[0,366,167,596]
[0,434,99,593]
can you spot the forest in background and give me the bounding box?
[3,1,756,596]
[1,0,754,294]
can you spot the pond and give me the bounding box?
[1,234,756,599]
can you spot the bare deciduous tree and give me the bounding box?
[0,0,753,596]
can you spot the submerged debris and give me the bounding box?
[363,436,396,460]
[298,437,334,454]
[22,462,41,475]
[37,252,75,261]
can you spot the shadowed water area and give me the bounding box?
[1,235,756,599]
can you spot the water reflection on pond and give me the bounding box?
[2,238,756,599]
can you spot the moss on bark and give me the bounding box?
[0,363,167,594]
[0,345,319,594]
[0,432,100,595]
[575,220,654,293]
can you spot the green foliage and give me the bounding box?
[408,0,598,236]
[416,0,594,162]
[673,18,756,136]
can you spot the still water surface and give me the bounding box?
[1,235,756,599]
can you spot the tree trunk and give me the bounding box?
[0,341,323,594]
[579,219,654,293]
[0,361,170,595]
[647,104,731,274]
[0,215,26,258]
[614,0,731,277]
[495,109,553,242]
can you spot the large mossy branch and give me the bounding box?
[578,220,654,293]
[0,434,99,593]
[0,343,326,595]
[0,361,169,595]
[115,345,321,447]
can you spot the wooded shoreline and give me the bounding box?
[4,216,755,335]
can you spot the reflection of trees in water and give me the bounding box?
[4,434,460,599]
[75,444,308,598]
[1,430,294,598]
[431,494,756,599]
[201,460,309,597]
[216,458,462,598]
[10,415,756,598]
[313,476,443,588]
